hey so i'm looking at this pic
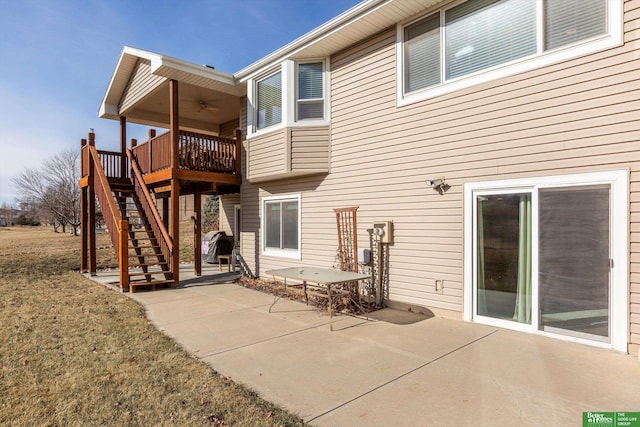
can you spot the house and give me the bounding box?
[82,0,639,357]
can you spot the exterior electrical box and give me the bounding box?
[373,221,393,243]
[358,248,371,265]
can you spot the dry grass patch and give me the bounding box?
[0,227,304,426]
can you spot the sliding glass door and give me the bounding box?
[538,185,610,342]
[476,192,532,325]
[472,184,612,344]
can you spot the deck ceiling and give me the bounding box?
[122,80,241,133]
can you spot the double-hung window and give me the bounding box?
[401,0,617,102]
[262,194,301,259]
[296,62,325,120]
[256,71,282,130]
[248,59,329,136]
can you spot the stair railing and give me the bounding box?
[126,149,173,278]
[88,145,129,288]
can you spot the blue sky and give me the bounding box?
[0,0,358,205]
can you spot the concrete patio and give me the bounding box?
[89,267,640,426]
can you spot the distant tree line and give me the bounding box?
[11,149,80,234]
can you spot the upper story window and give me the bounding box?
[399,0,620,105]
[297,62,324,120]
[248,59,330,136]
[256,71,282,130]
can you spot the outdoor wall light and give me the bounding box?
[427,178,451,195]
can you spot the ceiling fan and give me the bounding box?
[197,100,221,115]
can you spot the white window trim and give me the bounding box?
[261,193,302,260]
[294,59,331,123]
[397,0,623,106]
[248,59,330,139]
[463,170,629,352]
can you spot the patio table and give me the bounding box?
[265,266,370,330]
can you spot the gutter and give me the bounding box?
[234,0,391,82]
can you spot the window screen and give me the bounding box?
[282,201,299,250]
[404,12,441,93]
[544,0,607,50]
[257,71,282,130]
[265,202,281,249]
[297,62,324,120]
[445,0,536,80]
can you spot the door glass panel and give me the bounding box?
[539,185,610,342]
[477,193,532,324]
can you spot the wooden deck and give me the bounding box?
[79,125,242,291]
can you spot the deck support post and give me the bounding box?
[170,179,180,286]
[88,132,97,275]
[80,138,88,273]
[194,193,201,277]
[148,129,155,172]
[169,79,180,287]
[118,117,128,219]
[119,116,127,179]
[118,220,129,290]
[169,79,179,170]
[234,128,242,176]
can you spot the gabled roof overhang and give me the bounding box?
[99,46,245,129]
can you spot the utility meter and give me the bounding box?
[373,221,393,244]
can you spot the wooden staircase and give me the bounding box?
[110,182,174,291]
[81,142,176,292]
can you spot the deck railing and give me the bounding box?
[131,131,172,175]
[98,150,129,179]
[129,130,239,175]
[81,146,128,179]
[87,145,129,287]
[178,131,237,173]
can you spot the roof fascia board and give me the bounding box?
[99,102,119,120]
[153,56,236,86]
[98,46,163,118]
[235,0,390,82]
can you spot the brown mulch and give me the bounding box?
[234,276,377,314]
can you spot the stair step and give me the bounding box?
[129,279,175,292]
[130,262,168,268]
[130,279,174,285]
[131,245,161,249]
[128,271,169,278]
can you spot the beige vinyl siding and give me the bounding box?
[247,126,330,182]
[241,1,640,354]
[219,194,240,240]
[238,97,260,273]
[290,126,330,172]
[119,59,165,114]
[219,118,239,138]
[247,128,287,181]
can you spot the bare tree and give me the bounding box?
[0,202,13,226]
[11,149,80,235]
